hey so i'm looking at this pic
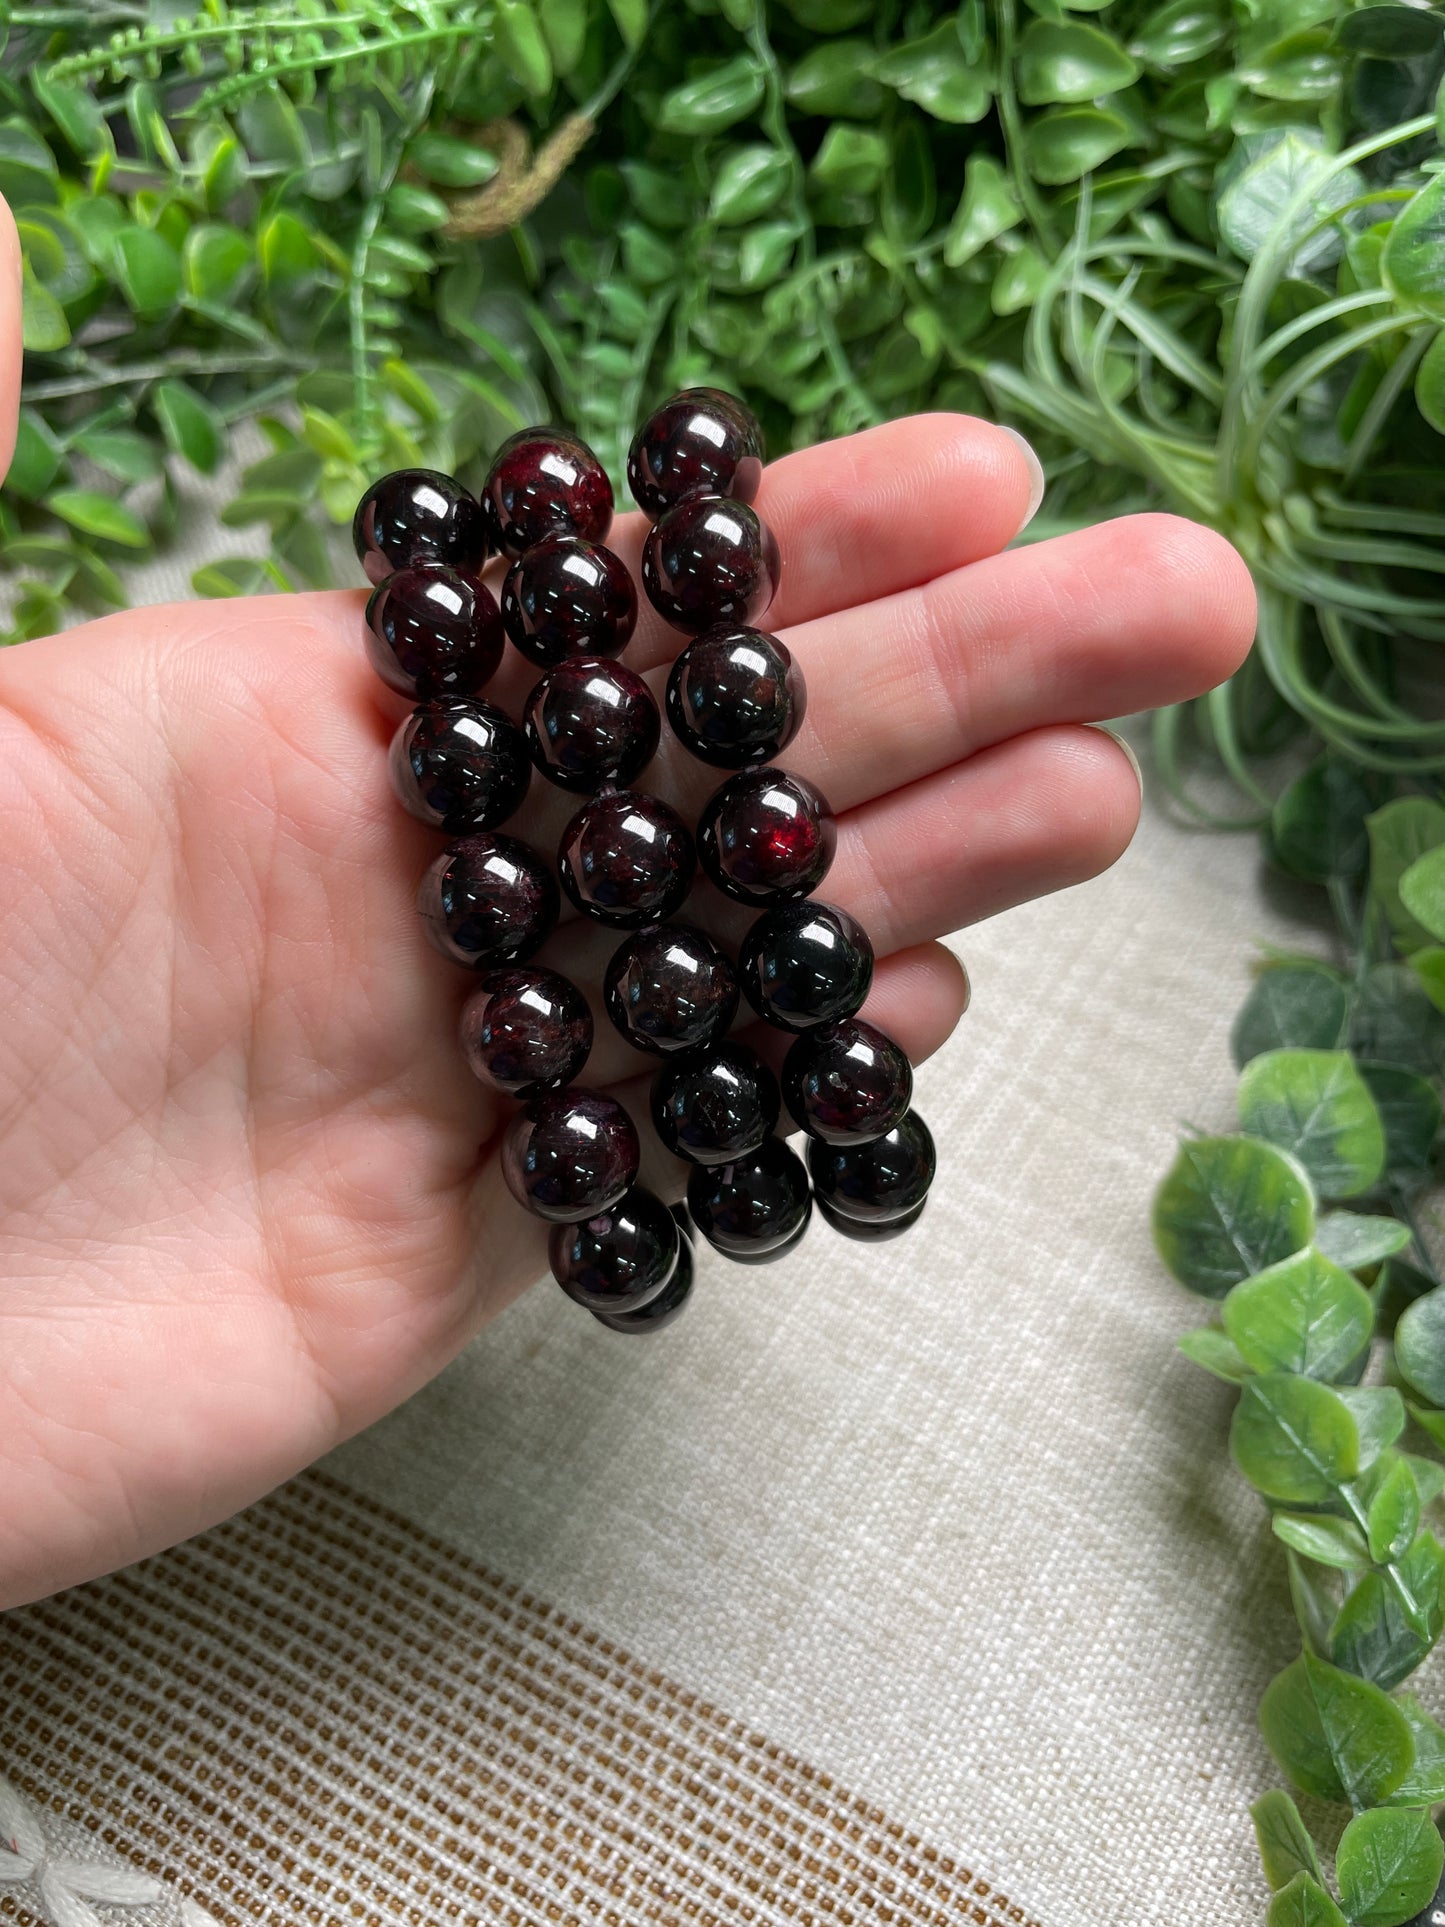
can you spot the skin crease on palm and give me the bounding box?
[0,190,1258,1610]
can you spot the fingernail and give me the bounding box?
[1089,723,1144,797]
[1000,424,1045,530]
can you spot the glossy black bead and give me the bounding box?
[687,1136,812,1259]
[365,565,504,700]
[352,468,487,586]
[665,625,805,769]
[593,1234,695,1333]
[604,924,738,1058]
[418,832,559,969]
[642,494,781,635]
[501,534,637,667]
[651,1042,781,1167]
[558,790,695,929]
[721,1207,813,1266]
[501,1087,640,1223]
[524,657,660,794]
[807,1110,936,1224]
[459,966,592,1097]
[549,1185,680,1313]
[698,767,835,908]
[388,698,530,833]
[739,900,873,1032]
[627,388,764,520]
[782,1017,913,1145]
[816,1195,927,1242]
[481,428,613,559]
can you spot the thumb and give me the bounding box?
[0,195,19,481]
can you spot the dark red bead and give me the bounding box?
[739,900,873,1032]
[524,657,660,794]
[365,565,504,700]
[666,625,805,769]
[807,1110,936,1224]
[549,1186,680,1313]
[501,534,637,667]
[687,1136,812,1259]
[604,924,738,1058]
[592,1235,695,1332]
[502,1087,640,1222]
[418,832,558,969]
[642,494,781,634]
[352,468,487,587]
[698,767,835,907]
[558,790,695,929]
[459,966,592,1096]
[816,1195,927,1242]
[651,1041,781,1166]
[481,429,613,559]
[782,1017,912,1144]
[388,698,530,833]
[627,388,764,520]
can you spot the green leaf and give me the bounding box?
[1337,1387,1407,1469]
[809,123,889,195]
[192,557,284,599]
[1386,1697,1445,1805]
[539,0,587,73]
[153,382,221,476]
[1177,1325,1254,1381]
[1400,846,1445,947]
[1408,943,1445,1011]
[1272,760,1373,883]
[493,0,553,96]
[1367,799,1445,954]
[1272,1513,1370,1570]
[1130,0,1230,69]
[73,428,160,486]
[991,241,1050,315]
[943,154,1021,269]
[1352,965,1445,1082]
[1409,1403,1445,1453]
[1251,1788,1324,1891]
[1337,1809,1442,1927]
[656,57,765,136]
[46,489,148,549]
[0,118,58,207]
[1018,19,1140,103]
[1224,1247,1374,1379]
[1233,964,1349,1069]
[1417,329,1445,437]
[385,185,452,235]
[1315,1212,1411,1272]
[1358,1064,1440,1181]
[111,226,182,319]
[786,41,886,117]
[1384,171,1445,321]
[1231,1373,1359,1503]
[1024,106,1133,184]
[1398,1290,1445,1407]
[710,146,791,225]
[1264,1871,1348,1927]
[1404,1455,1445,1510]
[606,0,648,49]
[31,72,108,162]
[872,22,994,122]
[1238,1050,1386,1200]
[1153,1135,1315,1299]
[259,211,318,289]
[5,411,62,500]
[183,224,251,305]
[1337,4,1444,54]
[1259,1649,1413,1807]
[1219,130,1367,275]
[1368,1456,1421,1565]
[1333,1530,1445,1689]
[20,272,69,353]
[407,132,499,190]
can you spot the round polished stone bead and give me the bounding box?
[365,565,504,700]
[604,924,738,1058]
[502,1087,640,1223]
[352,468,488,586]
[558,790,695,929]
[641,494,781,635]
[816,1195,927,1242]
[388,698,530,833]
[524,658,660,794]
[698,767,835,908]
[782,1017,912,1145]
[593,1234,695,1333]
[807,1110,936,1224]
[481,428,613,559]
[418,832,558,969]
[651,1041,781,1167]
[687,1136,812,1259]
[722,1209,813,1266]
[549,1185,680,1313]
[627,388,764,520]
[501,534,637,667]
[459,966,592,1097]
[665,625,805,769]
[739,900,873,1032]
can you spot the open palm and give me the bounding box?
[0,210,1256,1609]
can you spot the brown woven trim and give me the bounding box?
[1,1466,1039,1927]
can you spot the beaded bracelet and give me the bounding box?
[352,390,937,1337]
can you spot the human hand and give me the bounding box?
[0,200,1256,1607]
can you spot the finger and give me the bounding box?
[780,512,1257,813]
[0,196,20,481]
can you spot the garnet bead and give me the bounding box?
[558,790,695,929]
[389,698,530,833]
[459,966,592,1097]
[524,658,660,794]
[808,1110,936,1224]
[642,494,781,634]
[549,1185,681,1313]
[604,924,738,1058]
[687,1136,812,1259]
[666,625,805,769]
[739,900,873,1032]
[501,1087,640,1222]
[352,468,487,586]
[501,534,637,667]
[481,428,613,558]
[698,766,835,907]
[418,832,559,969]
[816,1195,927,1242]
[628,388,764,520]
[593,1234,696,1333]
[651,1041,781,1166]
[782,1016,912,1144]
[365,566,504,700]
